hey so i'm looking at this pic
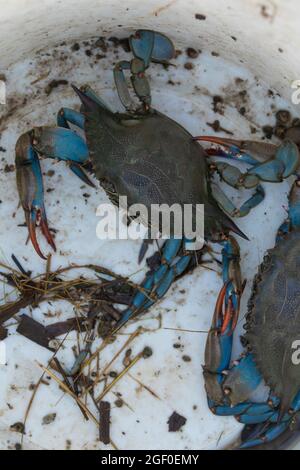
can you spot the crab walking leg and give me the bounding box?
[211,183,265,220]
[114,238,193,331]
[196,137,299,182]
[198,139,299,219]
[15,133,56,259]
[114,57,152,111]
[56,109,95,184]
[57,108,85,129]
[114,30,175,112]
[238,393,300,449]
[114,30,156,111]
[55,108,96,188]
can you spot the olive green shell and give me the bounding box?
[245,230,300,413]
[83,101,241,240]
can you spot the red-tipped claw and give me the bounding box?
[213,281,240,336]
[194,136,278,161]
[25,207,56,260]
[16,133,56,259]
[194,136,242,149]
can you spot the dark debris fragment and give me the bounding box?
[115,398,123,408]
[109,36,131,53]
[182,355,191,362]
[274,125,286,140]
[71,43,80,52]
[142,346,153,359]
[184,62,194,71]
[45,79,69,96]
[46,317,86,339]
[4,164,15,173]
[99,401,111,445]
[186,48,200,59]
[10,422,25,434]
[0,325,7,340]
[168,411,187,432]
[212,95,224,115]
[262,125,273,139]
[276,110,291,125]
[17,315,54,351]
[207,120,233,135]
[95,37,108,53]
[42,413,57,425]
[195,13,206,20]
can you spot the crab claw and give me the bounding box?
[15,133,56,259]
[194,136,278,164]
[130,30,175,68]
[194,136,242,148]
[26,205,56,260]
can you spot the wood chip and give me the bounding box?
[17,315,53,351]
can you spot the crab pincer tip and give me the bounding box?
[40,218,56,253]
[193,136,236,148]
[28,220,47,260]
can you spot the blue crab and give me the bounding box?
[15,30,247,325]
[14,29,300,448]
[201,138,300,449]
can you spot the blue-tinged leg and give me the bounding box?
[130,30,175,67]
[32,126,95,187]
[276,140,299,178]
[247,159,285,182]
[33,127,88,163]
[113,238,193,332]
[209,160,265,218]
[143,252,192,308]
[222,353,262,406]
[114,30,175,112]
[212,183,264,220]
[198,136,297,184]
[212,401,275,417]
[16,133,56,259]
[114,60,135,111]
[57,108,85,129]
[238,403,300,450]
[288,177,300,229]
[203,236,245,407]
[129,30,155,68]
[193,136,277,165]
[239,421,292,449]
[276,174,300,240]
[238,185,265,217]
[206,144,259,166]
